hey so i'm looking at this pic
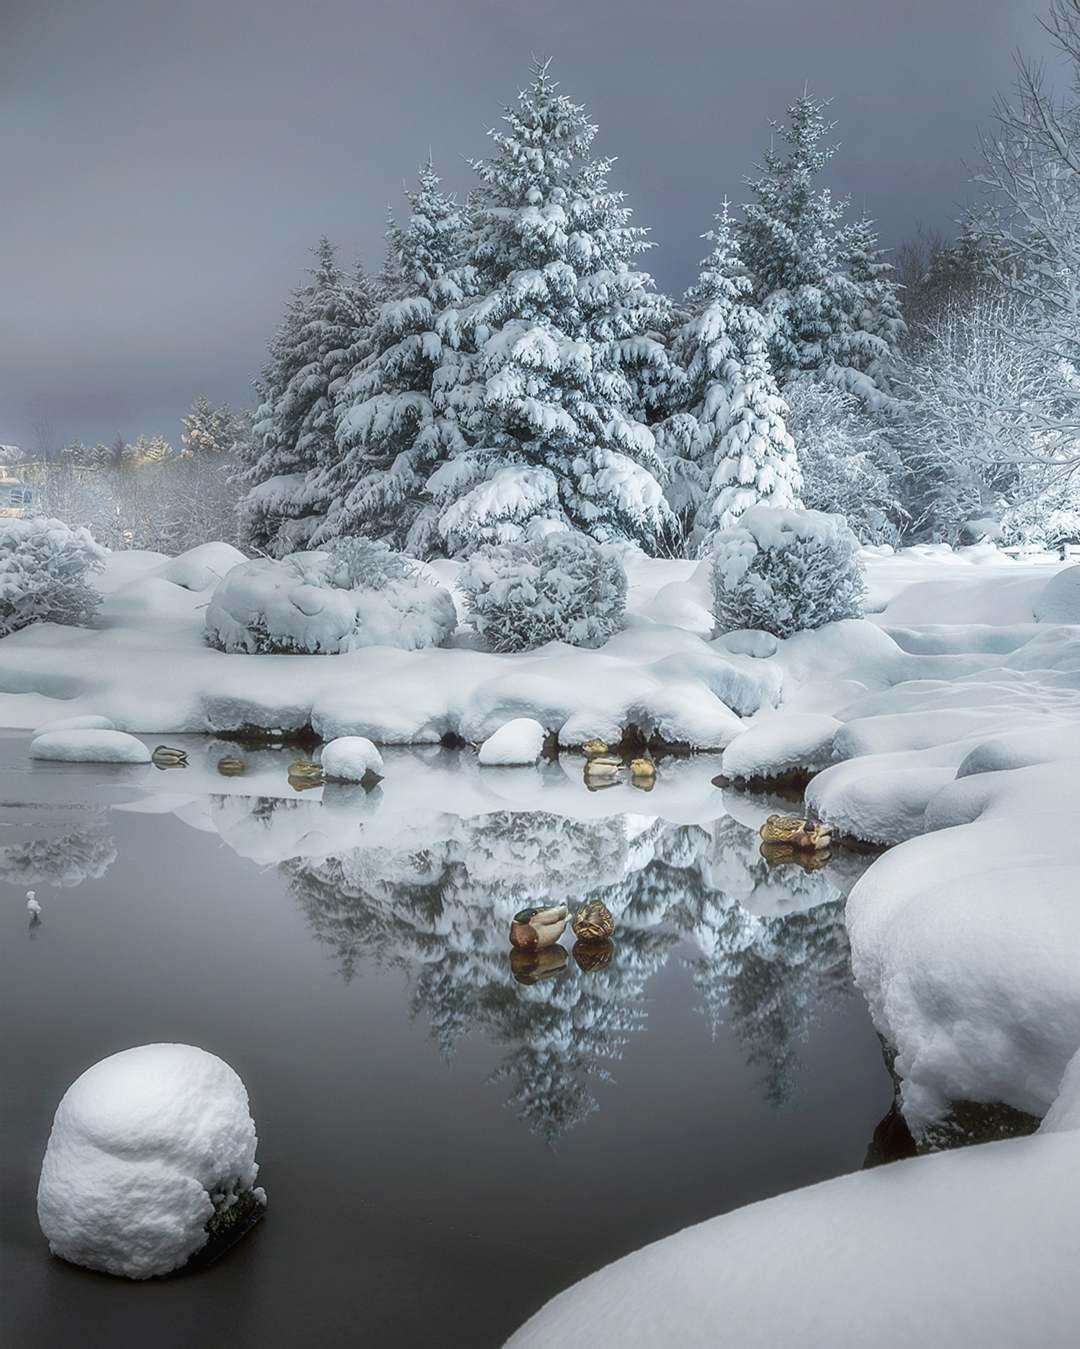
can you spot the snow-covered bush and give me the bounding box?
[710,506,864,638]
[460,531,628,653]
[205,540,456,654]
[0,516,105,637]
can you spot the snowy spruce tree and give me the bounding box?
[662,204,801,548]
[239,239,375,556]
[316,162,472,553]
[737,94,902,408]
[426,61,674,554]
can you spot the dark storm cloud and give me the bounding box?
[0,0,1059,450]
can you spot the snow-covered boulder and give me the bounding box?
[33,713,115,735]
[37,1044,265,1279]
[460,531,627,653]
[30,729,151,764]
[721,713,841,782]
[320,735,384,783]
[710,506,864,638]
[478,718,546,765]
[204,542,457,654]
[1034,564,1080,624]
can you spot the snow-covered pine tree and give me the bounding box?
[239,238,375,557]
[315,161,472,553]
[738,94,901,410]
[696,326,802,543]
[428,60,674,554]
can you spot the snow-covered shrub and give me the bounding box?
[205,540,456,654]
[460,531,628,653]
[0,516,105,637]
[710,506,864,638]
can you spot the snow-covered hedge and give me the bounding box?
[460,531,628,653]
[710,505,864,638]
[0,516,105,638]
[205,539,457,654]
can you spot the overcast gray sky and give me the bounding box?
[0,0,1058,452]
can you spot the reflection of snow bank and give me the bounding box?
[38,1044,263,1278]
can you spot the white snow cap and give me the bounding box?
[478,718,547,766]
[29,729,151,764]
[320,736,385,783]
[37,1043,262,1279]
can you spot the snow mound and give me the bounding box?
[807,757,954,845]
[507,1130,1080,1348]
[37,1044,263,1279]
[320,736,384,783]
[1041,1049,1080,1135]
[155,542,247,592]
[478,718,547,766]
[1035,564,1080,624]
[721,713,840,781]
[205,550,457,654]
[34,713,115,735]
[30,729,151,764]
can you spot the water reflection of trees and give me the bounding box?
[272,803,859,1142]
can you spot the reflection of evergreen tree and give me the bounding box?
[275,799,858,1135]
[0,810,116,887]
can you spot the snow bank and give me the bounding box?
[478,718,546,765]
[1034,563,1080,624]
[37,1044,263,1279]
[33,713,115,734]
[29,729,150,764]
[320,735,384,783]
[507,1128,1080,1348]
[721,712,840,781]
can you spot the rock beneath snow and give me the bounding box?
[37,1044,264,1279]
[721,713,841,782]
[320,736,384,783]
[29,729,151,764]
[715,628,779,659]
[155,542,247,593]
[478,718,547,766]
[1034,564,1080,624]
[33,714,116,735]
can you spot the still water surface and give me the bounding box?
[0,736,892,1347]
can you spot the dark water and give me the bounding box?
[0,737,892,1348]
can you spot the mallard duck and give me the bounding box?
[759,840,833,872]
[583,754,622,785]
[509,903,569,952]
[151,745,188,768]
[510,946,568,985]
[288,759,323,781]
[573,938,615,973]
[582,738,610,759]
[630,757,656,790]
[572,899,615,944]
[216,755,246,777]
[759,814,832,851]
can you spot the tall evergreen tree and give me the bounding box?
[316,162,472,553]
[239,238,374,556]
[737,94,901,409]
[427,61,674,554]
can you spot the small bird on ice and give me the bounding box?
[26,889,41,919]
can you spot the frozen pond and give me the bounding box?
[0,734,893,1347]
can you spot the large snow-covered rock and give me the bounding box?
[37,1044,264,1279]
[204,549,457,654]
[507,1128,1080,1348]
[320,735,384,783]
[478,718,546,766]
[29,729,151,764]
